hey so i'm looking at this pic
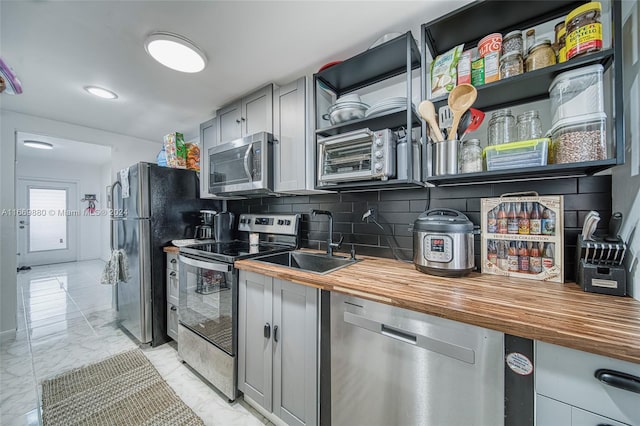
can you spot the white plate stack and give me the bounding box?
[365,97,410,118]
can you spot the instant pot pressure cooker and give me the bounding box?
[413,208,475,277]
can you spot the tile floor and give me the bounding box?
[0,260,270,426]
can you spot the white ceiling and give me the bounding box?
[16,132,112,165]
[0,1,471,143]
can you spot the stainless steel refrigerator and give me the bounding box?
[110,162,220,346]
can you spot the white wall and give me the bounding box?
[612,1,640,300]
[16,157,108,262]
[0,110,161,334]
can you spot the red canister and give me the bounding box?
[478,33,502,57]
[479,33,502,83]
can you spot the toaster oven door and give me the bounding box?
[318,129,375,183]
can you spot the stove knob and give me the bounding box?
[285,220,291,225]
[278,219,284,225]
[375,150,383,159]
[374,162,383,171]
[375,138,384,146]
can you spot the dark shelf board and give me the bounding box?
[316,107,421,137]
[423,0,586,57]
[425,159,618,186]
[315,32,421,95]
[430,49,614,111]
[316,178,426,192]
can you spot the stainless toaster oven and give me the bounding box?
[317,128,396,186]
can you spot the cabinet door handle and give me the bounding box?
[170,259,177,264]
[241,117,246,121]
[595,369,640,394]
[170,271,176,277]
[264,323,271,339]
[273,325,279,342]
[236,119,241,124]
[170,306,177,311]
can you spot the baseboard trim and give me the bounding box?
[243,395,288,426]
[0,329,17,343]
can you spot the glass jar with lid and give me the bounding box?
[487,109,516,146]
[525,39,556,71]
[517,110,543,141]
[500,51,523,79]
[459,139,483,173]
[502,30,523,56]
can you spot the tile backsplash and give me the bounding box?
[228,176,612,281]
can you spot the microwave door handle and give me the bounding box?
[243,144,253,181]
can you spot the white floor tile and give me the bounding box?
[1,260,263,426]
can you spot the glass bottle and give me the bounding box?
[518,202,530,235]
[517,110,543,141]
[460,139,483,173]
[525,29,536,55]
[530,242,542,274]
[497,203,508,234]
[518,241,530,272]
[487,109,516,146]
[543,242,555,270]
[487,207,498,233]
[497,241,509,271]
[507,202,519,234]
[542,208,556,235]
[487,240,498,265]
[530,203,542,235]
[507,241,519,272]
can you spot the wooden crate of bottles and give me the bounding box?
[481,195,564,283]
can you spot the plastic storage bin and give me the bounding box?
[549,64,604,123]
[484,138,550,171]
[550,112,607,164]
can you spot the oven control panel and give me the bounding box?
[238,214,300,236]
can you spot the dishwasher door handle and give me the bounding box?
[344,311,475,364]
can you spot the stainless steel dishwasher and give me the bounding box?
[330,293,504,426]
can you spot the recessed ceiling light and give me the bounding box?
[144,32,207,73]
[24,140,53,150]
[84,86,118,99]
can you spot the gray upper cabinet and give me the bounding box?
[273,77,322,194]
[238,270,318,426]
[199,117,217,199]
[216,84,274,146]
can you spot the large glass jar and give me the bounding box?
[499,51,523,79]
[525,39,556,71]
[459,139,483,173]
[517,110,543,141]
[487,109,516,146]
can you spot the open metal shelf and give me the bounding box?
[316,107,421,137]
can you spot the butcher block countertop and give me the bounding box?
[235,252,640,364]
[163,246,180,254]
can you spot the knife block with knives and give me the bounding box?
[576,211,627,296]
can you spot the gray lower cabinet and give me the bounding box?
[535,341,640,425]
[166,252,179,341]
[238,270,318,426]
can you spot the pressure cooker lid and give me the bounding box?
[413,208,474,233]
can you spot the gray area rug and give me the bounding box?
[41,349,204,425]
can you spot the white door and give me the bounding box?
[17,179,78,267]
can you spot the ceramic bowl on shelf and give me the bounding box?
[323,101,369,125]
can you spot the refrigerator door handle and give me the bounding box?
[179,255,232,273]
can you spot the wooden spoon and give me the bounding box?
[447,84,477,140]
[418,100,444,142]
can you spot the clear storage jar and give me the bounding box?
[502,30,523,56]
[525,39,556,71]
[487,109,516,146]
[517,110,542,141]
[459,139,483,173]
[499,51,523,79]
[550,112,607,164]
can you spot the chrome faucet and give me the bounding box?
[311,209,343,256]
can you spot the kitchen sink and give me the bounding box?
[253,251,358,274]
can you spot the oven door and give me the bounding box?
[209,132,273,195]
[178,254,237,356]
[318,129,376,183]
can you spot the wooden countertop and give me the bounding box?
[235,252,640,364]
[163,246,180,254]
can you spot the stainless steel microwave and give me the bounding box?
[317,128,396,186]
[209,132,274,196]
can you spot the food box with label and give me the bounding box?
[483,138,550,171]
[481,195,564,283]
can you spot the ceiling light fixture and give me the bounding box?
[24,140,53,150]
[144,32,207,73]
[84,86,118,99]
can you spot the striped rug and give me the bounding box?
[41,349,203,425]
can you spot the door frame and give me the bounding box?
[16,177,79,267]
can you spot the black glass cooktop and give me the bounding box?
[180,240,293,263]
